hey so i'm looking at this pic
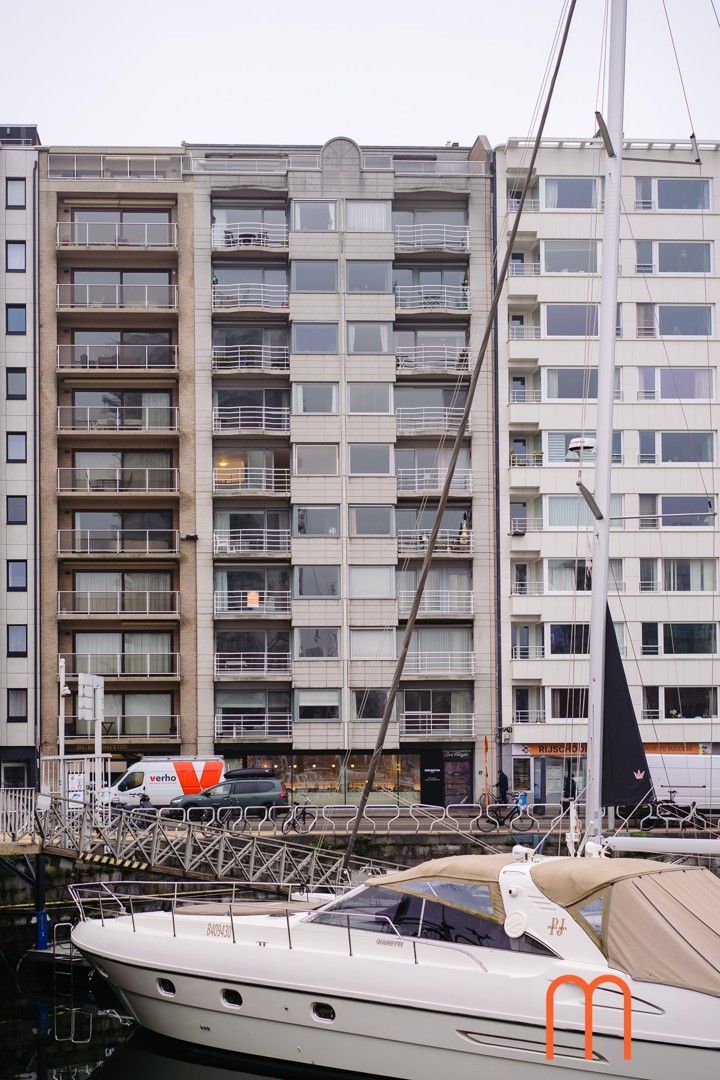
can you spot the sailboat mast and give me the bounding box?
[584,0,627,847]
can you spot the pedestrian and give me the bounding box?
[497,769,509,805]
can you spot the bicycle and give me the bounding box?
[640,790,712,832]
[281,794,316,835]
[477,791,535,833]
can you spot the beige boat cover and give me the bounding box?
[371,853,516,887]
[530,856,677,906]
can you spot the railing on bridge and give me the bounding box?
[0,787,37,841]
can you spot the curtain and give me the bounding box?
[125,631,171,675]
[544,179,559,209]
[547,559,577,591]
[409,626,472,653]
[346,201,392,232]
[73,570,121,613]
[75,631,121,676]
[125,693,172,735]
[350,629,395,659]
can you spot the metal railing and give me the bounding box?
[212,467,290,495]
[60,652,180,677]
[397,528,473,556]
[213,528,291,555]
[211,344,290,373]
[508,325,541,339]
[211,222,288,249]
[637,326,657,338]
[397,590,473,616]
[639,452,657,464]
[214,590,292,615]
[214,714,293,739]
[634,199,655,211]
[214,652,292,676]
[394,284,469,311]
[57,406,178,431]
[509,388,542,403]
[48,154,183,180]
[57,529,179,555]
[508,197,540,212]
[510,581,544,595]
[58,591,179,615]
[400,713,475,738]
[392,159,475,176]
[635,262,654,274]
[395,346,469,375]
[393,224,469,252]
[57,344,178,370]
[397,467,471,493]
[57,283,177,309]
[509,451,543,467]
[57,467,178,493]
[512,709,546,723]
[508,261,541,276]
[212,283,289,310]
[188,155,321,174]
[395,407,466,434]
[639,579,659,592]
[637,389,657,401]
[403,652,474,676]
[510,517,543,533]
[65,715,180,740]
[511,644,545,659]
[57,221,177,247]
[212,406,290,433]
[0,787,37,841]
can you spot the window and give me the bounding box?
[291,261,337,292]
[296,688,340,721]
[7,625,27,657]
[353,689,388,719]
[7,560,27,591]
[349,505,394,536]
[7,688,28,723]
[347,383,392,414]
[294,444,338,475]
[6,369,27,400]
[547,494,623,527]
[292,323,338,353]
[292,383,338,414]
[349,443,391,475]
[640,558,657,591]
[292,201,336,231]
[6,496,27,524]
[547,559,593,591]
[349,565,394,598]
[6,433,27,462]
[6,304,26,334]
[545,304,599,336]
[543,177,600,209]
[639,367,713,401]
[664,687,717,719]
[543,240,598,273]
[293,505,339,536]
[546,431,621,464]
[658,305,712,336]
[660,432,713,463]
[546,368,598,399]
[656,178,710,211]
[658,241,711,273]
[663,558,715,592]
[346,261,392,292]
[550,624,590,655]
[295,627,339,659]
[346,201,392,231]
[551,688,588,718]
[347,322,392,354]
[350,628,395,660]
[5,178,25,208]
[5,240,26,272]
[294,566,340,597]
[663,623,716,655]
[659,495,715,527]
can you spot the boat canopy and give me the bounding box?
[372,854,516,888]
[530,856,677,906]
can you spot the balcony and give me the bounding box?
[400,713,475,738]
[57,221,177,248]
[61,652,180,678]
[403,652,474,677]
[508,262,541,277]
[212,406,290,435]
[211,345,290,375]
[510,581,544,596]
[57,529,179,555]
[211,283,289,311]
[57,467,179,494]
[66,715,180,741]
[397,529,473,557]
[510,517,543,534]
[508,197,540,212]
[509,451,543,467]
[509,388,542,403]
[394,285,469,313]
[57,283,177,310]
[57,344,178,371]
[513,709,546,724]
[214,653,292,677]
[395,407,466,436]
[213,528,291,557]
[395,346,469,376]
[396,468,471,495]
[48,153,183,180]
[214,714,292,740]
[511,644,545,660]
[212,468,290,496]
[508,325,541,340]
[58,590,179,616]
[57,406,178,432]
[398,590,474,616]
[211,222,288,250]
[213,590,291,616]
[393,224,469,254]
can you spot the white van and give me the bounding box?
[647,754,720,812]
[105,757,225,808]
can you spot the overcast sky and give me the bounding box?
[3,0,719,148]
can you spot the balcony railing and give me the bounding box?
[508,325,541,340]
[403,652,474,676]
[57,221,177,248]
[509,388,542,403]
[637,326,657,338]
[395,346,469,375]
[212,467,290,495]
[400,713,475,738]
[48,153,182,180]
[66,715,180,740]
[510,517,543,534]
[508,197,540,212]
[58,529,179,555]
[396,467,471,494]
[57,283,177,309]
[57,344,178,371]
[214,590,291,615]
[398,590,474,616]
[639,452,657,464]
[513,709,546,723]
[61,652,180,677]
[211,345,290,374]
[508,262,541,276]
[213,528,291,556]
[510,581,544,595]
[509,451,543,467]
[57,406,178,432]
[395,407,465,434]
[212,406,290,434]
[214,713,293,740]
[58,591,179,615]
[214,653,292,676]
[211,283,289,310]
[394,284,469,311]
[392,159,476,176]
[187,155,321,174]
[397,529,473,556]
[57,467,178,493]
[211,222,288,250]
[511,644,545,660]
[634,199,655,211]
[393,224,469,253]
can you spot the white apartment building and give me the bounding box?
[496,137,720,805]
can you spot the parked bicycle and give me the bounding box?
[640,790,713,832]
[281,794,316,835]
[477,790,535,833]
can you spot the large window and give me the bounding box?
[296,689,341,721]
[349,505,394,536]
[291,261,337,292]
[656,178,710,211]
[550,624,590,655]
[294,566,340,597]
[291,201,336,231]
[639,367,713,401]
[294,627,340,659]
[292,383,338,414]
[353,689,389,719]
[346,201,392,232]
[664,687,717,719]
[663,558,715,592]
[350,628,395,660]
[663,623,716,654]
[292,323,338,353]
[543,240,598,273]
[346,261,392,293]
[546,430,621,464]
[349,565,394,598]
[547,558,622,592]
[660,431,713,463]
[294,444,338,475]
[293,505,340,536]
[640,494,716,528]
[658,305,712,336]
[551,688,588,718]
[347,383,392,414]
[546,368,598,399]
[547,494,622,527]
[543,177,600,209]
[658,241,711,273]
[349,444,392,475]
[545,304,599,336]
[347,322,392,354]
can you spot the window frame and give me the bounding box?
[295,688,341,722]
[290,260,338,293]
[6,432,27,463]
[7,560,28,592]
[349,627,396,660]
[348,504,395,537]
[7,688,28,723]
[7,624,28,658]
[5,239,26,273]
[6,369,27,401]
[293,565,341,598]
[5,304,27,335]
[348,442,393,476]
[291,322,338,354]
[294,626,340,660]
[541,176,601,211]
[347,383,393,415]
[544,303,600,338]
[5,178,26,209]
[347,322,393,355]
[292,505,340,537]
[291,200,337,232]
[291,382,339,415]
[657,304,713,338]
[346,260,393,294]
[349,564,395,599]
[6,495,27,525]
[293,443,339,476]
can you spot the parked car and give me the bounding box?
[170,768,288,817]
[103,757,225,808]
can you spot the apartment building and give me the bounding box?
[37,137,496,805]
[496,137,720,805]
[0,124,40,788]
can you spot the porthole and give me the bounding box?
[312,1002,336,1023]
[157,978,176,996]
[222,988,243,1008]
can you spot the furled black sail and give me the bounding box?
[602,604,653,806]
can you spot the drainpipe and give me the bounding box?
[490,151,504,776]
[32,159,40,787]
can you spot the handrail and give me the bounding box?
[508,197,540,212]
[395,406,466,433]
[57,528,179,554]
[397,528,472,555]
[394,284,469,310]
[510,516,543,532]
[393,223,469,251]
[400,713,475,736]
[212,222,288,248]
[510,644,545,659]
[57,221,177,248]
[65,714,180,739]
[508,325,541,339]
[212,467,290,494]
[58,590,179,615]
[510,581,544,595]
[214,652,292,675]
[212,406,290,433]
[214,589,292,615]
[396,467,471,493]
[403,652,474,675]
[508,261,541,276]
[48,153,183,180]
[512,709,546,723]
[57,467,178,493]
[509,388,542,403]
[509,451,543,467]
[397,589,473,615]
[213,528,291,554]
[56,344,177,370]
[57,283,178,309]
[214,713,293,738]
[57,406,178,431]
[211,345,290,373]
[60,652,180,677]
[212,282,289,309]
[395,346,469,374]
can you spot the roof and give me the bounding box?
[530,856,682,907]
[371,853,518,887]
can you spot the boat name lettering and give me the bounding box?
[547,916,567,937]
[206,922,232,939]
[376,938,403,947]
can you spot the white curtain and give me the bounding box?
[346,200,391,232]
[547,559,578,591]
[409,626,472,653]
[544,179,559,209]
[125,692,172,735]
[125,631,171,675]
[350,629,395,659]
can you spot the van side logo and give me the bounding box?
[174,760,223,795]
[546,974,632,1061]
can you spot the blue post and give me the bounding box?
[35,854,49,950]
